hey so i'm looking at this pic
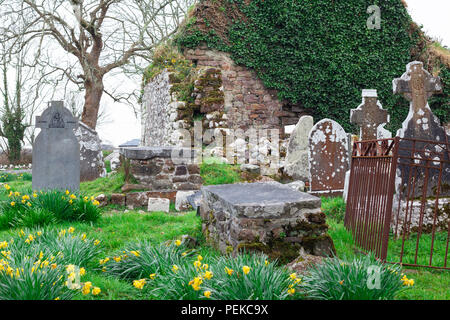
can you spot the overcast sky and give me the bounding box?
[96,0,450,147]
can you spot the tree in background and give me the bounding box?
[2,0,195,130]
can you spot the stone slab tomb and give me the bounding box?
[308,119,349,195]
[120,146,202,191]
[199,182,335,263]
[32,101,80,191]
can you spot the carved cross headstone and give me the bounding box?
[32,101,80,191]
[308,119,349,193]
[350,89,389,140]
[393,61,442,139]
[393,61,449,198]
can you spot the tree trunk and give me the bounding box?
[82,76,104,129]
[8,136,21,164]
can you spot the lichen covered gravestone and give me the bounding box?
[350,89,389,141]
[199,182,335,263]
[32,101,80,191]
[284,115,314,181]
[74,122,106,181]
[308,119,349,194]
[393,61,449,198]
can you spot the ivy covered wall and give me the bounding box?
[175,0,449,134]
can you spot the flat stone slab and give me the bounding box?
[120,146,195,160]
[203,182,319,208]
[200,182,334,262]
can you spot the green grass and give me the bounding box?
[79,172,125,196]
[0,209,208,300]
[321,197,346,223]
[199,158,242,186]
[2,172,125,198]
[326,217,450,300]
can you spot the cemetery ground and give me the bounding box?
[0,165,448,301]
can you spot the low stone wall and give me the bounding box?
[393,197,449,233]
[120,147,202,191]
[199,182,335,263]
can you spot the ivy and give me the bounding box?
[175,0,449,133]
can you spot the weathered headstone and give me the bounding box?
[284,116,314,181]
[32,101,80,191]
[309,119,349,194]
[350,89,389,141]
[393,61,443,140]
[74,122,106,181]
[393,61,449,198]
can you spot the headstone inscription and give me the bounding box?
[350,89,389,141]
[32,101,80,191]
[308,119,349,194]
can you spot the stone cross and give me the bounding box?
[393,61,442,113]
[32,101,80,191]
[350,89,389,141]
[393,62,449,198]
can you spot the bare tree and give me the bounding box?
[0,4,53,161]
[1,0,195,130]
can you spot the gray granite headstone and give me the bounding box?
[32,101,80,191]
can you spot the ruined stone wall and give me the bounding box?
[141,46,306,148]
[184,46,305,131]
[141,70,188,147]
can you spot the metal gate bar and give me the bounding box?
[345,136,450,270]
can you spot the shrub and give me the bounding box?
[0,228,101,299]
[205,253,299,300]
[321,197,346,223]
[152,252,301,300]
[100,239,195,280]
[0,186,101,230]
[301,255,411,300]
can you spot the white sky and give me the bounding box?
[96,0,450,147]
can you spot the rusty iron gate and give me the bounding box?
[344,136,450,270]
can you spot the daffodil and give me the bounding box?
[175,240,181,246]
[204,291,211,298]
[225,267,234,276]
[242,266,250,275]
[92,287,101,295]
[203,271,213,280]
[172,265,179,273]
[133,279,146,289]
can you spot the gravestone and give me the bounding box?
[284,116,314,181]
[32,101,80,191]
[350,89,389,140]
[74,122,106,181]
[309,119,349,194]
[393,61,449,198]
